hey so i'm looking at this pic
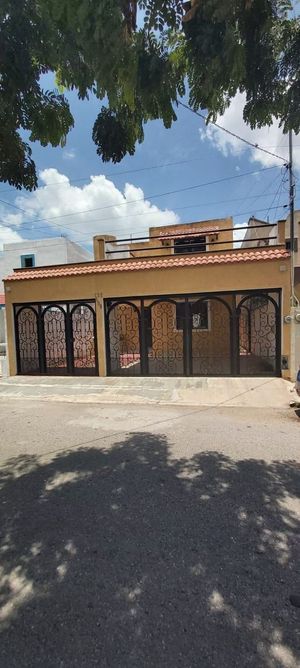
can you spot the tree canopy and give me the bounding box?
[0,0,299,189]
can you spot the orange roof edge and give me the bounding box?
[4,246,290,283]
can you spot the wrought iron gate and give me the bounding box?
[105,290,281,377]
[14,301,98,376]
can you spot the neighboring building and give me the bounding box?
[0,237,92,352]
[4,214,297,379]
[0,236,92,291]
[241,217,277,249]
[242,210,300,301]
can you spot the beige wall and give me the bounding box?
[4,253,291,378]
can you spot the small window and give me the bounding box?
[174,236,206,254]
[286,239,298,252]
[21,254,35,268]
[176,302,209,330]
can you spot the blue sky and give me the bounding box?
[0,81,299,251]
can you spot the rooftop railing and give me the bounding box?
[104,223,279,258]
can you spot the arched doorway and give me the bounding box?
[42,305,67,374]
[71,303,97,375]
[148,299,185,376]
[237,294,279,375]
[15,306,40,374]
[107,301,141,375]
[189,297,232,375]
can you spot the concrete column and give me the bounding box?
[4,301,17,376]
[95,293,106,376]
[290,307,300,381]
[277,220,286,245]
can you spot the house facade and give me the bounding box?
[3,216,295,380]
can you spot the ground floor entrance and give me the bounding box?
[105,290,281,377]
[14,301,98,375]
[13,290,281,378]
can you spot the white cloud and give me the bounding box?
[63,149,76,160]
[11,168,179,246]
[0,225,23,250]
[199,92,300,170]
[233,222,247,247]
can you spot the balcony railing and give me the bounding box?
[104,223,279,259]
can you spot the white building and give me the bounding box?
[0,237,92,348]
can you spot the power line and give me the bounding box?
[178,101,287,164]
[73,203,287,241]
[0,165,279,234]
[0,187,286,237]
[265,167,288,222]
[2,204,287,253]
[0,155,229,195]
[0,198,27,213]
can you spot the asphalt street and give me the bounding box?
[0,400,299,667]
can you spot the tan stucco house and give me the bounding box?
[4,215,298,381]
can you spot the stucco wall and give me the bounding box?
[0,238,92,290]
[0,308,5,345]
[4,253,291,378]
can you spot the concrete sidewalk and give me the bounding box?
[0,375,296,408]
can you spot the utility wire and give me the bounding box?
[0,165,279,234]
[0,188,286,236]
[0,157,221,195]
[0,198,28,213]
[178,101,287,164]
[2,204,287,253]
[265,169,288,221]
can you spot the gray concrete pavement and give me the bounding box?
[0,399,299,667]
[0,375,296,408]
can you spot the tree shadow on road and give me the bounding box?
[0,433,299,667]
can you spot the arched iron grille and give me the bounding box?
[105,290,281,377]
[15,301,98,376]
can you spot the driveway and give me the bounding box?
[0,400,299,667]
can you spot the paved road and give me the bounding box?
[0,400,299,667]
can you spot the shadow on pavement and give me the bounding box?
[0,433,299,667]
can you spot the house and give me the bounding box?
[0,236,92,291]
[3,215,298,380]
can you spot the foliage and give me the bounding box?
[0,0,299,189]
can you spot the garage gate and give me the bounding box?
[14,290,281,377]
[105,290,281,377]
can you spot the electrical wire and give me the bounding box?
[0,165,279,234]
[178,101,288,164]
[0,185,286,238]
[1,204,287,253]
[0,156,229,195]
[0,198,28,213]
[265,169,288,221]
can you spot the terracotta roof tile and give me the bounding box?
[5,247,290,282]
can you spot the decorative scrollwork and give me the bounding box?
[108,303,141,375]
[17,307,39,373]
[238,296,277,375]
[191,299,231,375]
[43,306,67,371]
[149,301,184,376]
[72,305,96,368]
